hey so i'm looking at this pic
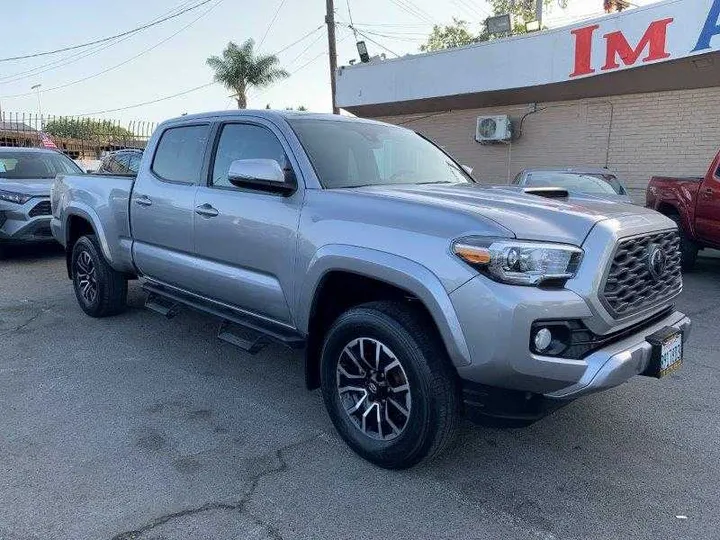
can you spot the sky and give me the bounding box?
[0,0,659,125]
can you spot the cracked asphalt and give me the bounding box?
[1,244,719,540]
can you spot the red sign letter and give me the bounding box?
[570,24,600,77]
[602,18,674,71]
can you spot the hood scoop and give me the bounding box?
[522,187,570,199]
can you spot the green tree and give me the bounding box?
[420,18,477,52]
[44,118,133,140]
[207,39,289,109]
[420,0,560,52]
[488,0,553,35]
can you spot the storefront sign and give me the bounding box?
[336,0,720,110]
[570,0,720,78]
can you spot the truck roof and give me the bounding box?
[160,109,385,128]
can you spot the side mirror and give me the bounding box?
[227,159,296,195]
[462,164,473,175]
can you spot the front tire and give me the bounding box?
[320,301,459,469]
[668,214,698,272]
[71,235,127,317]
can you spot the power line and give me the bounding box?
[354,28,426,42]
[274,25,325,56]
[453,0,485,19]
[74,82,216,117]
[347,25,400,57]
[0,0,224,99]
[350,22,432,27]
[0,0,214,85]
[69,25,330,117]
[258,0,288,48]
[0,0,213,63]
[386,0,437,25]
[288,31,326,65]
[345,0,359,40]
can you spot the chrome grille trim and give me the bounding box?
[600,230,683,319]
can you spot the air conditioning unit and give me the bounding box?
[475,115,513,143]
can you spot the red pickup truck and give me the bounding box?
[647,149,720,271]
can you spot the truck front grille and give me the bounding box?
[28,200,51,217]
[600,230,682,319]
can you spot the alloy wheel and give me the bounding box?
[336,337,412,441]
[75,250,98,305]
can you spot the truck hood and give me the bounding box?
[0,177,54,197]
[348,183,659,245]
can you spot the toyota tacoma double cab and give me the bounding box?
[647,148,720,271]
[51,111,691,469]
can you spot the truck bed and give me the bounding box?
[51,173,136,273]
[649,175,703,184]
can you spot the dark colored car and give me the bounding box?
[96,149,143,176]
[513,167,634,204]
[0,147,83,255]
[647,149,720,271]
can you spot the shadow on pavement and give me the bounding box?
[1,242,64,262]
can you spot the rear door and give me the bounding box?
[695,157,720,247]
[131,123,211,289]
[191,119,303,325]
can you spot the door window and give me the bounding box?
[211,124,287,188]
[152,125,210,184]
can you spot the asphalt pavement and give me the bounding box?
[1,244,719,540]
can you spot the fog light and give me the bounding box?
[534,328,552,352]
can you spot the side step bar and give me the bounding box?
[217,321,269,354]
[142,281,305,353]
[145,293,181,319]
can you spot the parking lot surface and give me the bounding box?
[1,245,719,540]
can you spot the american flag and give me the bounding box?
[39,132,57,149]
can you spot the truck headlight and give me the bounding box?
[0,189,32,205]
[453,238,583,286]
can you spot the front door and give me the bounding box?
[695,161,720,248]
[192,121,303,325]
[131,123,211,289]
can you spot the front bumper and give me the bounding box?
[449,274,691,399]
[0,197,53,244]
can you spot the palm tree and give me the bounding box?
[206,39,289,109]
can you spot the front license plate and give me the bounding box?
[645,327,683,378]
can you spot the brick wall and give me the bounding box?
[373,87,720,202]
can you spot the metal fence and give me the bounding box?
[0,112,157,160]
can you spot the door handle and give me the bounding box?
[702,187,714,199]
[135,195,152,207]
[195,203,219,218]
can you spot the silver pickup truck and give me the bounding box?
[51,110,691,469]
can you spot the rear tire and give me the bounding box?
[668,214,698,272]
[320,301,459,469]
[71,235,127,317]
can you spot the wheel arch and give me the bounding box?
[64,210,100,279]
[655,201,695,239]
[299,246,471,390]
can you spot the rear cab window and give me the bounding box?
[151,124,210,184]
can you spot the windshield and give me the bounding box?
[525,171,626,195]
[288,118,474,189]
[0,151,83,179]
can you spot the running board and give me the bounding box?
[217,321,269,354]
[145,293,181,319]
[142,282,305,352]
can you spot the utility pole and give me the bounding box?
[325,0,339,114]
[535,0,543,28]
